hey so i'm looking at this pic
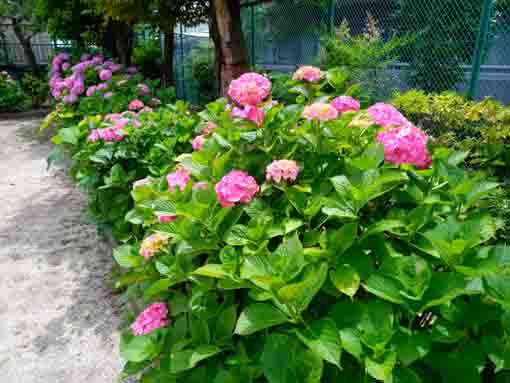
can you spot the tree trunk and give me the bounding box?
[162,27,176,87]
[211,0,249,96]
[112,21,133,66]
[12,24,39,77]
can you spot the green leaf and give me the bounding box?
[391,255,431,300]
[365,351,397,382]
[59,125,80,144]
[464,181,499,209]
[339,328,363,361]
[363,274,405,304]
[296,318,342,368]
[358,300,395,351]
[113,245,143,268]
[268,232,306,282]
[193,264,229,279]
[362,220,405,239]
[262,333,323,383]
[121,331,165,362]
[350,143,385,170]
[234,303,289,336]
[277,263,328,313]
[215,305,237,341]
[484,275,510,307]
[144,277,182,299]
[394,331,432,367]
[420,273,467,311]
[330,265,360,298]
[328,223,358,256]
[169,345,222,374]
[224,225,252,246]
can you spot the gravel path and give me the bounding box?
[0,118,123,383]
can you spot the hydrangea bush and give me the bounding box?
[0,71,26,112]
[113,68,509,382]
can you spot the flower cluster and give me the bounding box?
[128,99,145,111]
[231,105,265,127]
[266,160,300,183]
[131,302,170,336]
[331,96,361,113]
[139,233,170,260]
[301,102,339,121]
[87,127,124,142]
[215,170,260,208]
[228,72,271,106]
[292,66,322,82]
[167,168,191,191]
[376,123,432,168]
[367,103,407,127]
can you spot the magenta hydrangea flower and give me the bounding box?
[167,168,191,192]
[97,83,108,91]
[86,86,97,97]
[331,96,361,113]
[138,83,150,96]
[62,62,70,71]
[131,302,170,336]
[63,94,78,104]
[301,102,339,121]
[266,160,300,183]
[139,233,170,260]
[129,99,145,111]
[367,103,407,127]
[103,92,114,99]
[228,72,271,106]
[192,135,206,151]
[292,66,322,82]
[81,53,91,62]
[127,66,139,75]
[157,214,177,223]
[99,69,112,81]
[110,63,121,73]
[70,81,85,96]
[93,55,105,65]
[215,170,259,208]
[231,105,265,126]
[376,123,432,169]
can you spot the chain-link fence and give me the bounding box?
[239,0,510,103]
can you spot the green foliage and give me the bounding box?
[100,72,507,381]
[184,39,216,105]
[0,71,26,112]
[133,36,162,80]
[21,73,49,108]
[320,17,412,104]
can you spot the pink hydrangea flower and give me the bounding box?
[131,302,170,336]
[138,83,150,96]
[129,99,145,111]
[193,182,208,191]
[62,62,70,71]
[231,105,265,126]
[93,55,104,65]
[63,94,78,104]
[266,160,300,183]
[81,53,91,62]
[139,233,170,260]
[201,121,218,135]
[87,130,100,142]
[70,81,85,96]
[133,177,152,188]
[292,66,322,82]
[167,168,191,192]
[301,103,339,121]
[215,170,259,208]
[331,96,361,113]
[110,63,121,73]
[192,135,206,151]
[97,83,108,91]
[86,86,96,97]
[376,123,432,169]
[104,113,121,122]
[367,103,407,127]
[228,72,271,106]
[103,92,114,99]
[127,66,139,75]
[157,214,177,223]
[87,127,124,142]
[99,69,112,81]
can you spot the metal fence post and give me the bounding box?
[328,0,335,35]
[468,0,494,100]
[179,24,186,101]
[251,4,256,68]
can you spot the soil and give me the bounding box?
[0,118,124,383]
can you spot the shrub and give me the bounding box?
[21,73,50,108]
[133,38,163,80]
[0,71,26,112]
[112,68,508,382]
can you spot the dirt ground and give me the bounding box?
[0,118,123,383]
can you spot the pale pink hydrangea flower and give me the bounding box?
[231,105,265,126]
[97,83,108,91]
[331,96,361,113]
[131,302,169,336]
[103,92,114,99]
[167,168,191,191]
[193,182,208,190]
[133,177,152,188]
[215,170,259,208]
[93,55,105,65]
[110,63,121,73]
[292,66,322,82]
[201,121,218,135]
[376,123,432,169]
[138,84,150,96]
[266,160,300,183]
[228,72,271,106]
[99,69,112,81]
[192,135,206,151]
[87,127,124,142]
[301,102,339,121]
[367,103,407,127]
[127,66,139,75]
[86,86,96,97]
[139,233,170,260]
[63,94,78,104]
[129,99,145,111]
[157,214,177,223]
[62,62,70,71]
[104,113,122,122]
